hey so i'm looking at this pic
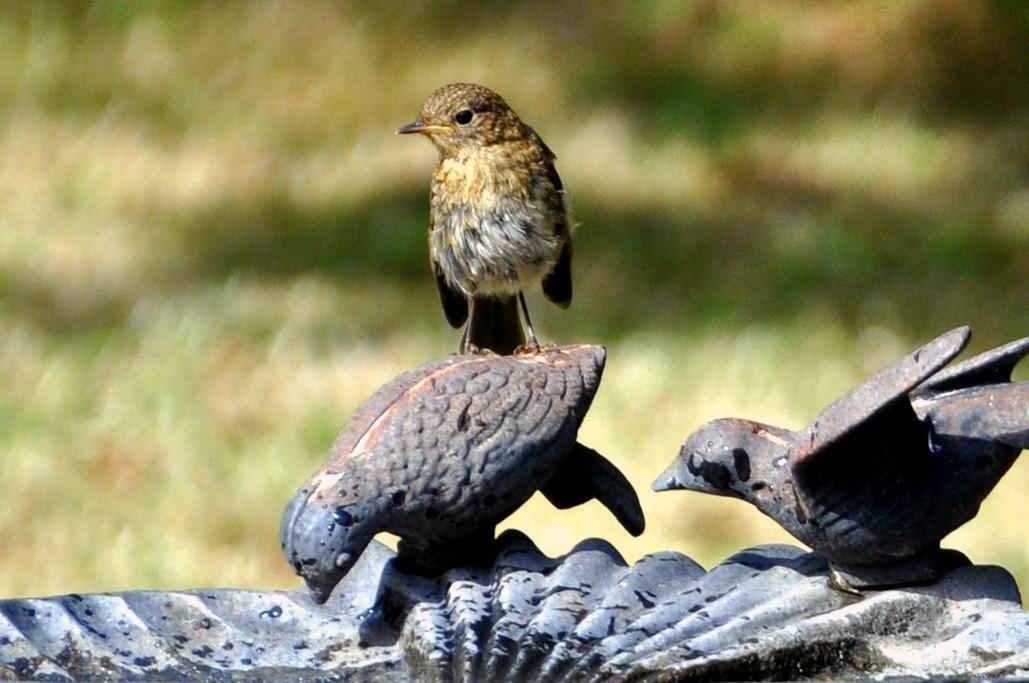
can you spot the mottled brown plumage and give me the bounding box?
[398,83,572,354]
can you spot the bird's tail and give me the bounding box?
[466,296,525,355]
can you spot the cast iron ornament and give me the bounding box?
[281,344,644,604]
[3,533,1027,681]
[654,326,1029,590]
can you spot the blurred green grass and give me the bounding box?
[1,1,1026,600]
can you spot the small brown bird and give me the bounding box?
[398,83,572,354]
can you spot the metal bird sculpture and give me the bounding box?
[281,344,644,604]
[654,326,1029,590]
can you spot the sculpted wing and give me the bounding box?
[925,382,1029,450]
[791,326,970,472]
[914,335,1029,451]
[789,327,970,534]
[913,334,1029,397]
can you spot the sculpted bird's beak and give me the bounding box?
[652,461,686,492]
[396,119,451,135]
[304,573,343,605]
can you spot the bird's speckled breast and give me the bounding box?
[430,146,565,297]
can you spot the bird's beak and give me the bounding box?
[651,462,684,492]
[396,119,451,135]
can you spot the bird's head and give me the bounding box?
[653,418,792,501]
[397,82,524,153]
[279,475,379,605]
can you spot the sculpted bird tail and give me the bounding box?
[467,296,525,355]
[541,442,645,537]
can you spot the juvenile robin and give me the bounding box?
[398,83,572,355]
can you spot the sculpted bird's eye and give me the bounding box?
[454,109,474,125]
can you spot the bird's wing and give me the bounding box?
[542,239,572,307]
[925,382,1029,450]
[329,355,469,456]
[791,326,970,472]
[432,257,468,328]
[541,143,563,192]
[541,442,645,536]
[524,125,561,187]
[789,328,970,542]
[913,335,1029,397]
[530,130,573,308]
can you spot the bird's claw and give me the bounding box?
[462,343,499,357]
[514,341,563,355]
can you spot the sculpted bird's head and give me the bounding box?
[653,418,792,502]
[279,475,379,605]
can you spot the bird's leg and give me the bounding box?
[461,297,475,354]
[518,291,540,350]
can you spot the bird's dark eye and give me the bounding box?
[455,109,474,125]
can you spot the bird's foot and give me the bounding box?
[514,341,564,355]
[460,343,499,357]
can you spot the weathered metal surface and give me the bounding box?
[281,345,644,604]
[0,541,403,682]
[655,327,1029,589]
[2,532,1027,681]
[7,331,1028,681]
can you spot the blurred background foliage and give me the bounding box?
[0,1,1026,600]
